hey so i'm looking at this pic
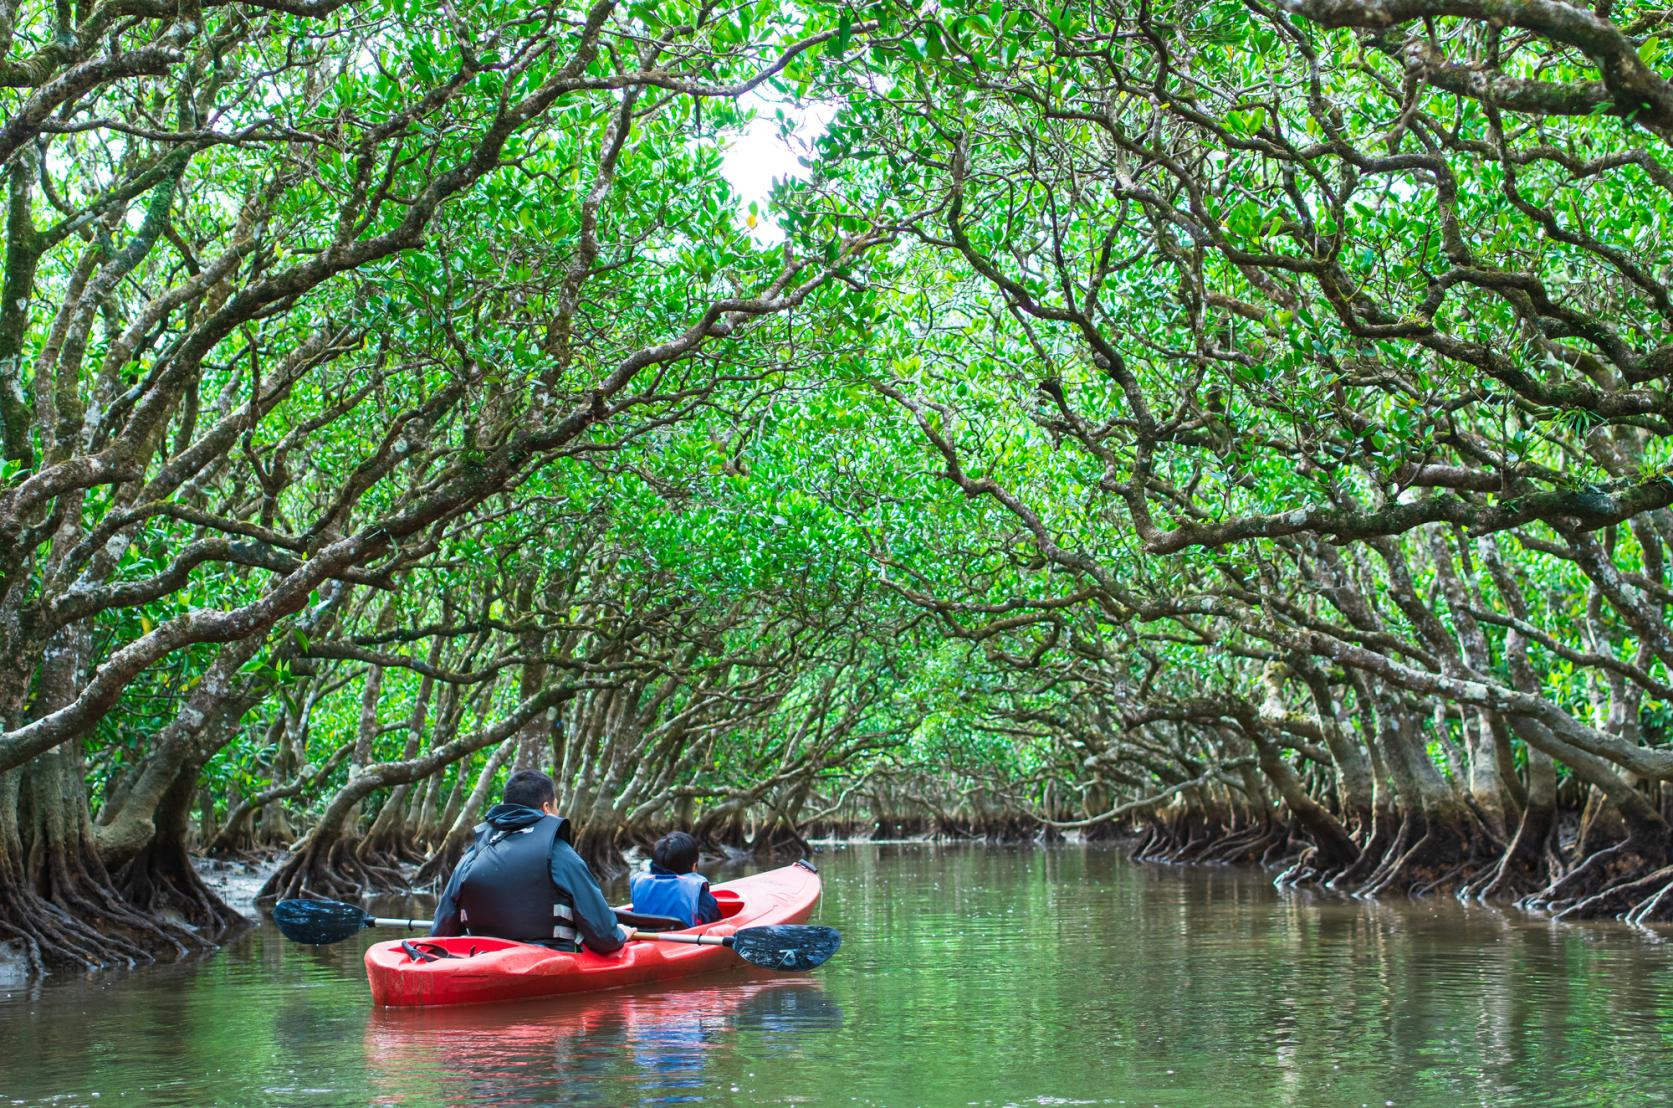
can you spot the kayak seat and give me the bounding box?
[401,940,470,963]
[612,909,688,933]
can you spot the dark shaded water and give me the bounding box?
[3,844,1672,1105]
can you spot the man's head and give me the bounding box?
[652,830,700,873]
[503,769,557,814]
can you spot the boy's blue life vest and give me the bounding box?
[630,868,711,927]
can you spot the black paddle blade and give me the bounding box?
[273,898,373,945]
[728,925,841,972]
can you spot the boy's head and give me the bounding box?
[653,830,700,872]
[503,769,557,813]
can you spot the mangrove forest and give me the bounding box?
[5,0,1673,983]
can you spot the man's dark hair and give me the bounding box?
[653,830,700,872]
[503,769,556,811]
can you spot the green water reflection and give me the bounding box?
[2,844,1671,1105]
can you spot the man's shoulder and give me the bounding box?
[545,836,596,880]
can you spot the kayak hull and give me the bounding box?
[364,861,821,1007]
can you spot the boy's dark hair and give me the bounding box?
[503,769,556,811]
[653,830,700,872]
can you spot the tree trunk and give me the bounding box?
[413,740,513,888]
[0,746,203,975]
[109,757,245,935]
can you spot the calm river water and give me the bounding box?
[2,844,1672,1105]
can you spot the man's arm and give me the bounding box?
[429,851,473,936]
[550,841,629,954]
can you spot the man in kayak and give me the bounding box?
[430,769,628,953]
[630,831,722,927]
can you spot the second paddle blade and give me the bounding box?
[730,924,842,971]
[273,898,371,945]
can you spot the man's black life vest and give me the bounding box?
[457,813,580,948]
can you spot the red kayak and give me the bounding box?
[365,861,822,1007]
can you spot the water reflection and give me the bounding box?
[3,845,1672,1106]
[363,976,842,1105]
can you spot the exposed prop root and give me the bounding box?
[1461,801,1558,903]
[748,821,813,860]
[0,917,47,978]
[1259,830,1299,868]
[258,832,409,904]
[1100,799,1673,927]
[0,867,205,975]
[1527,836,1673,922]
[1275,839,1340,888]
[1276,856,1321,888]
[871,816,930,839]
[413,835,468,890]
[1623,872,1673,926]
[359,827,426,870]
[111,840,247,937]
[355,840,425,880]
[1126,811,1290,868]
[1410,862,1469,898]
[1555,863,1673,922]
[1353,811,1499,899]
[1200,821,1287,866]
[1519,837,1647,917]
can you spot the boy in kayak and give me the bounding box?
[429,769,629,953]
[630,830,722,928]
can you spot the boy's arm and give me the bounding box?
[696,878,722,924]
[550,841,629,954]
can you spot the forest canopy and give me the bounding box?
[5,0,1673,975]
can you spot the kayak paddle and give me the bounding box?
[273,897,841,971]
[621,922,841,971]
[272,899,681,945]
[273,898,428,945]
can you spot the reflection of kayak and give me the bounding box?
[365,862,821,1007]
[366,974,842,1041]
[362,977,843,1104]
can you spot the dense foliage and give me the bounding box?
[5,0,1673,975]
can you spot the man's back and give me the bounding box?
[450,804,573,945]
[429,778,627,954]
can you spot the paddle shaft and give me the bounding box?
[621,929,732,948]
[363,916,732,946]
[361,913,677,934]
